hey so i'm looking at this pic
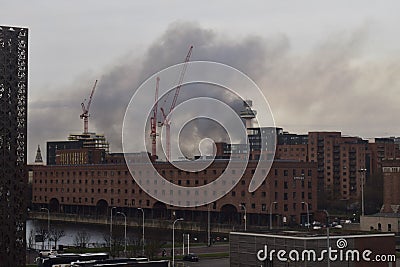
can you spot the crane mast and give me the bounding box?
[160,45,193,160]
[150,77,160,160]
[170,45,193,114]
[80,80,98,134]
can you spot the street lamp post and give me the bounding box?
[238,204,247,231]
[323,210,330,267]
[110,206,116,252]
[138,208,145,256]
[172,218,184,267]
[207,204,211,246]
[40,208,50,250]
[116,212,127,254]
[359,168,367,216]
[269,201,277,230]
[301,201,310,229]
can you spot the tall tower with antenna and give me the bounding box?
[240,99,257,129]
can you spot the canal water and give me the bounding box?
[26,219,221,250]
[26,219,136,250]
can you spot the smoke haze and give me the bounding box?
[28,21,400,163]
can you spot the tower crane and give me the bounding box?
[150,77,160,160]
[160,45,193,160]
[80,80,98,134]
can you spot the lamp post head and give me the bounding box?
[173,218,184,226]
[40,207,49,212]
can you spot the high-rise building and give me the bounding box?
[367,138,400,174]
[275,131,308,162]
[0,25,28,266]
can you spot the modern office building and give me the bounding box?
[0,25,28,266]
[47,133,109,165]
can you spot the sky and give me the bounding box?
[1,1,400,163]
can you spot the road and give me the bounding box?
[174,243,229,255]
[175,258,229,267]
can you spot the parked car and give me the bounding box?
[183,253,199,262]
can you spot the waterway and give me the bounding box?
[26,219,132,250]
[26,219,219,250]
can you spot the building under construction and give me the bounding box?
[46,133,109,165]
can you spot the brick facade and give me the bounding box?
[30,160,317,226]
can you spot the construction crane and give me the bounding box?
[80,80,98,134]
[160,45,193,160]
[150,77,160,160]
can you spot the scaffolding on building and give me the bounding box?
[68,132,110,152]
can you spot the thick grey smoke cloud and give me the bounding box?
[28,21,400,163]
[261,24,400,136]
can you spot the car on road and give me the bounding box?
[183,253,199,262]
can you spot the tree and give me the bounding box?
[102,233,110,248]
[145,239,161,260]
[127,237,141,257]
[74,231,91,248]
[49,228,65,250]
[28,229,35,249]
[36,227,49,250]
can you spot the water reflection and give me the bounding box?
[26,219,133,249]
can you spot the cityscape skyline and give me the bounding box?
[1,2,400,164]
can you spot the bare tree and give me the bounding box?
[102,233,110,248]
[36,228,48,250]
[49,228,65,250]
[74,231,91,248]
[145,240,161,260]
[28,229,35,249]
[127,237,141,257]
